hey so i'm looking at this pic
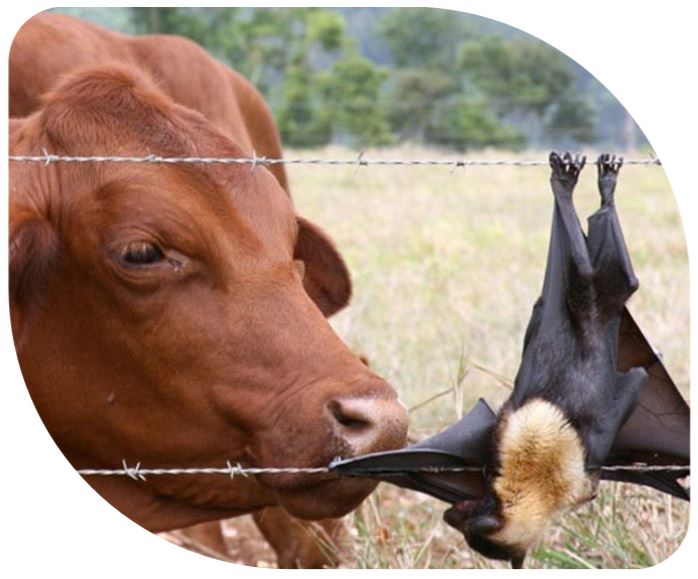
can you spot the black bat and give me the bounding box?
[331,153,689,568]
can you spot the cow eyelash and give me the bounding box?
[120,241,165,266]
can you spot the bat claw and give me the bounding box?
[597,153,623,203]
[549,151,585,197]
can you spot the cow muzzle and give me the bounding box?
[326,394,408,456]
[250,375,407,519]
[270,388,407,520]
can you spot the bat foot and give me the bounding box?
[549,151,586,197]
[597,153,623,204]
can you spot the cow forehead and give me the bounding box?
[69,161,298,262]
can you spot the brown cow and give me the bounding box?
[9,13,407,567]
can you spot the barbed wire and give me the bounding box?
[76,460,689,482]
[77,460,331,481]
[9,151,661,169]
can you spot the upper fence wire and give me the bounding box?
[9,151,661,169]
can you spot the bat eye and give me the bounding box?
[467,515,502,535]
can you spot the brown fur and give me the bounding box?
[491,399,594,551]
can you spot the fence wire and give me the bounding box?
[9,151,661,169]
[76,460,689,482]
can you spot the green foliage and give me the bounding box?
[376,8,471,70]
[76,7,616,149]
[306,9,345,52]
[427,97,525,150]
[459,35,596,142]
[275,65,332,148]
[384,69,523,150]
[460,36,573,115]
[376,11,573,150]
[546,94,597,144]
[129,7,209,44]
[321,48,392,146]
[386,69,456,141]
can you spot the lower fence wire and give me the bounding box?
[76,460,689,482]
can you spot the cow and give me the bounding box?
[9,12,408,567]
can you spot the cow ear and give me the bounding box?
[294,216,352,317]
[9,203,59,307]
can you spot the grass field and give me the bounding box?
[233,146,690,568]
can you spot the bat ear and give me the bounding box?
[467,514,503,535]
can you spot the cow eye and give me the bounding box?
[120,241,165,265]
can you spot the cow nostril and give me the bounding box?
[327,399,372,431]
[326,393,408,454]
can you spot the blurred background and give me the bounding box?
[57,6,645,152]
[51,6,688,568]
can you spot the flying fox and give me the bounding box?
[332,152,689,568]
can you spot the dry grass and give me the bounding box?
[346,480,688,569]
[238,145,690,568]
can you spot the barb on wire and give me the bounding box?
[450,159,466,175]
[76,461,689,478]
[9,152,662,168]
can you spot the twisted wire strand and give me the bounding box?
[9,152,662,168]
[76,460,689,481]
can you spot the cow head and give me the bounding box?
[9,65,407,526]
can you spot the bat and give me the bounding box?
[331,153,689,568]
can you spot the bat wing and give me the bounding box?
[330,399,496,503]
[604,308,690,499]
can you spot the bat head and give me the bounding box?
[444,399,596,568]
[444,495,527,567]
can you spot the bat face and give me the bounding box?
[444,497,527,567]
[446,398,598,566]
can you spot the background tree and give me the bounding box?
[275,64,332,148]
[376,8,470,70]
[386,69,456,142]
[426,97,525,150]
[60,6,642,151]
[321,46,392,147]
[459,36,596,143]
[376,10,525,150]
[129,7,209,45]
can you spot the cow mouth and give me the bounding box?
[273,475,380,520]
[250,456,380,520]
[252,455,349,493]
[247,432,356,493]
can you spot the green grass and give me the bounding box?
[285,146,689,569]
